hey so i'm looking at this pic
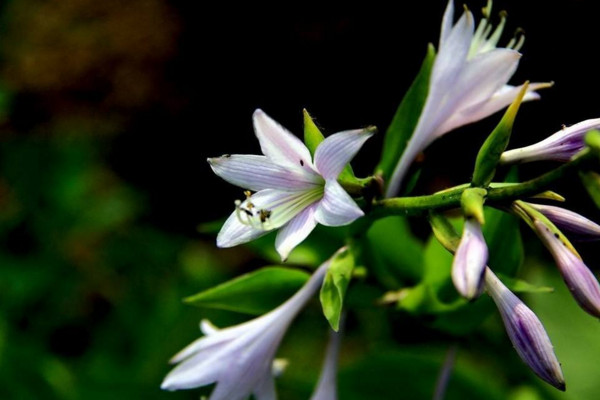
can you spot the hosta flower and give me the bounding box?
[452,219,488,299]
[501,118,600,164]
[484,268,565,390]
[209,109,372,260]
[161,251,337,398]
[386,0,547,196]
[526,203,600,241]
[310,322,344,400]
[533,220,600,318]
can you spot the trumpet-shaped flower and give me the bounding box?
[452,219,488,300]
[501,118,600,164]
[533,220,600,318]
[485,268,565,390]
[386,0,546,197]
[310,321,344,400]
[209,109,372,260]
[526,203,600,241]
[161,251,337,399]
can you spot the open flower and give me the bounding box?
[209,109,372,260]
[533,220,600,318]
[484,268,565,390]
[500,118,600,164]
[386,0,547,196]
[452,219,488,300]
[161,250,338,398]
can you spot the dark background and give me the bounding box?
[1,1,600,399]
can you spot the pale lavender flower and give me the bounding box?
[533,220,600,318]
[310,319,344,400]
[161,251,338,399]
[452,219,488,299]
[485,268,565,390]
[208,109,372,260]
[527,203,600,241]
[501,119,600,164]
[386,0,547,197]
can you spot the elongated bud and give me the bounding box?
[533,220,600,318]
[452,219,488,300]
[527,203,600,241]
[500,118,600,164]
[485,268,565,391]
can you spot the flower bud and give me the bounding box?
[452,219,488,299]
[485,269,565,391]
[528,203,600,241]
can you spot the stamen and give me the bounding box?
[481,0,492,19]
[485,11,507,50]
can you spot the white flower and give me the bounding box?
[209,109,373,260]
[485,268,565,390]
[386,0,548,197]
[161,251,338,399]
[500,118,600,164]
[452,219,488,300]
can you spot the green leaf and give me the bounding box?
[320,248,355,331]
[580,170,600,208]
[472,83,528,187]
[495,273,554,294]
[376,44,435,183]
[184,266,310,314]
[483,207,523,277]
[303,109,325,156]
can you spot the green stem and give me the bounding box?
[371,150,593,218]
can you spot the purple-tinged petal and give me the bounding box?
[208,154,322,192]
[439,0,455,49]
[501,118,600,164]
[253,375,277,400]
[314,128,374,180]
[485,268,565,391]
[161,349,223,390]
[528,203,600,241]
[253,109,315,171]
[315,180,363,227]
[452,219,488,299]
[217,210,269,248]
[275,203,318,261]
[310,322,343,400]
[535,220,600,318]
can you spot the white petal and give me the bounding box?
[275,204,318,261]
[216,209,269,248]
[314,128,374,179]
[315,180,363,227]
[253,375,277,400]
[161,350,221,390]
[208,154,321,191]
[253,109,315,170]
[200,319,219,336]
[439,0,455,48]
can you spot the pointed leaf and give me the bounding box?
[472,83,528,187]
[320,247,355,330]
[376,44,435,183]
[303,109,325,156]
[184,267,310,314]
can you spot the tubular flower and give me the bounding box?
[452,219,488,300]
[161,251,337,399]
[526,203,600,241]
[533,220,600,318]
[208,109,373,260]
[500,118,600,164]
[310,322,344,400]
[485,268,565,391]
[386,0,547,196]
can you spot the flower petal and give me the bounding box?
[439,0,455,49]
[452,219,488,299]
[253,109,315,170]
[275,204,318,261]
[253,375,277,400]
[315,180,363,226]
[216,209,269,248]
[314,128,374,179]
[208,154,321,192]
[161,350,221,390]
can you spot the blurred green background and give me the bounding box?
[1,0,600,399]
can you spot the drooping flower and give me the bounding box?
[484,268,565,391]
[452,219,488,299]
[386,0,547,197]
[532,219,600,318]
[310,319,344,400]
[526,203,600,241]
[500,118,600,164]
[161,250,338,398]
[209,109,373,260]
